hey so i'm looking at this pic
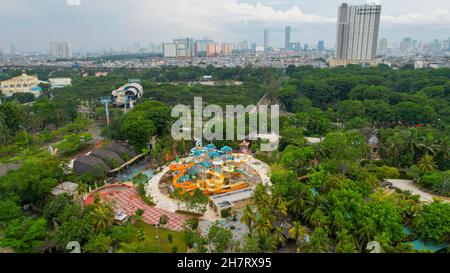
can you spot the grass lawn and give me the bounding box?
[122,222,188,253]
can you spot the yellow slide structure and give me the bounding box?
[197,170,225,195]
[170,162,197,191]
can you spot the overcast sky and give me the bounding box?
[1,0,450,52]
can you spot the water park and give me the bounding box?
[154,140,269,217]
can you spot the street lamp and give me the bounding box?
[155,223,161,247]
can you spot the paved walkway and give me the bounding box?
[109,186,188,231]
[386,179,449,203]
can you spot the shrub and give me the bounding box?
[186,217,199,230]
[374,166,400,180]
[220,209,229,219]
[406,165,422,180]
[170,245,178,253]
[417,171,450,197]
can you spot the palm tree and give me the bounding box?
[290,184,313,217]
[253,214,272,237]
[417,154,437,172]
[253,184,270,211]
[272,226,286,247]
[90,203,114,232]
[304,195,323,225]
[357,221,376,250]
[275,199,288,221]
[289,221,308,246]
[240,205,256,232]
[258,234,275,253]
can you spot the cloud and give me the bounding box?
[66,0,81,6]
[382,8,450,25]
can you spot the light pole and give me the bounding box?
[100,96,111,127]
[155,223,160,247]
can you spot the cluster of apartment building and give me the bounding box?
[162,38,247,58]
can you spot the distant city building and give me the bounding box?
[163,43,177,58]
[379,38,388,55]
[49,41,72,58]
[163,38,195,58]
[264,29,269,51]
[285,26,291,50]
[290,42,301,51]
[400,37,413,51]
[195,38,214,57]
[206,43,220,57]
[332,2,381,67]
[49,78,72,89]
[0,71,41,97]
[317,40,325,51]
[221,43,233,55]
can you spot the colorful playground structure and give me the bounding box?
[168,141,254,195]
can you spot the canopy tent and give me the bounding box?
[220,146,233,152]
[206,143,216,150]
[208,151,220,158]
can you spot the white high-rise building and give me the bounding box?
[334,3,381,65]
[162,43,177,58]
[50,41,72,58]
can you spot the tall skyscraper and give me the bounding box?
[285,26,291,50]
[264,29,269,51]
[317,40,325,51]
[335,3,381,63]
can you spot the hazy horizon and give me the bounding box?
[1,0,450,52]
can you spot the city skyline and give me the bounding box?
[1,0,450,52]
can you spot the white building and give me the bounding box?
[112,83,143,107]
[334,3,381,65]
[49,78,72,89]
[163,43,177,58]
[50,41,72,58]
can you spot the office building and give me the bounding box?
[291,42,301,51]
[400,37,412,51]
[264,29,269,51]
[285,26,291,50]
[195,38,214,57]
[379,38,388,54]
[50,41,72,58]
[333,3,381,66]
[49,78,72,89]
[206,43,220,57]
[162,43,177,57]
[318,40,325,51]
[221,43,233,55]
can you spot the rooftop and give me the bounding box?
[210,188,253,208]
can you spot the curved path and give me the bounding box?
[386,179,449,203]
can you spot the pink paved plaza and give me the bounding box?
[85,185,188,231]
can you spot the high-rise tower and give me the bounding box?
[334,3,381,65]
